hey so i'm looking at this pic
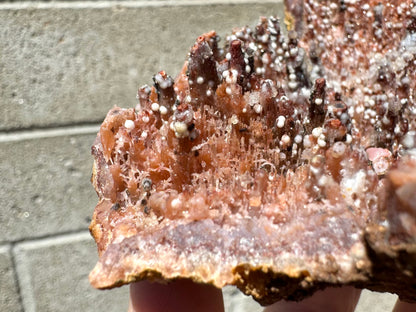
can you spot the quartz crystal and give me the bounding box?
[89,0,416,304]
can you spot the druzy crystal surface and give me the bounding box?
[89,0,416,304]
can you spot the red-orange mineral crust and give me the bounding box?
[89,0,416,305]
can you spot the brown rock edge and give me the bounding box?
[89,0,416,305]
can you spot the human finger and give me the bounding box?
[263,286,362,312]
[392,299,416,312]
[128,279,225,312]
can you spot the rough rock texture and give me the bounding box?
[89,0,416,305]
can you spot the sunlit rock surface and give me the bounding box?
[89,0,416,305]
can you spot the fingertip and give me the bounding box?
[129,279,224,312]
[263,286,362,312]
[392,299,416,312]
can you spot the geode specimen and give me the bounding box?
[89,0,416,305]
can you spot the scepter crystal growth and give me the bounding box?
[89,0,416,305]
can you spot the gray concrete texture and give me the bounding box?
[0,130,98,243]
[356,290,398,312]
[0,245,22,312]
[13,232,129,312]
[223,286,263,312]
[0,0,407,311]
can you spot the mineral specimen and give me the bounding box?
[89,0,416,305]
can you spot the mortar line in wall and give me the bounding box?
[0,0,281,10]
[0,123,101,143]
[9,246,26,312]
[7,229,92,247]
[0,119,102,133]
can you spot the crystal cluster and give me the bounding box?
[89,0,416,304]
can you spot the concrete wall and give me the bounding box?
[0,1,399,311]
